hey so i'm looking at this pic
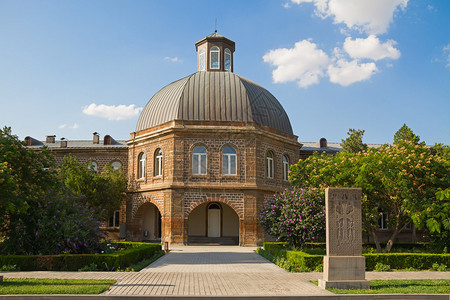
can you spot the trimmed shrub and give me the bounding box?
[0,242,161,271]
[364,253,450,271]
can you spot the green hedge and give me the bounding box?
[262,242,449,271]
[365,253,450,271]
[0,242,161,271]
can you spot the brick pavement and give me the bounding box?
[1,245,449,297]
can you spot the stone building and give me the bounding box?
[125,32,301,246]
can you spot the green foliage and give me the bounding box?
[0,242,161,271]
[0,278,116,295]
[78,263,98,272]
[394,123,421,145]
[431,263,448,271]
[326,280,450,295]
[374,262,391,272]
[431,143,450,161]
[364,253,450,270]
[0,264,19,271]
[340,128,367,153]
[259,188,325,247]
[261,242,450,271]
[256,248,312,272]
[59,155,127,219]
[290,137,449,253]
[0,127,105,255]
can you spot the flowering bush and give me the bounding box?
[259,187,325,247]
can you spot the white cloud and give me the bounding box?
[343,35,401,61]
[444,43,450,68]
[282,2,291,8]
[291,0,408,34]
[164,56,182,63]
[70,123,79,129]
[58,124,67,129]
[82,103,143,121]
[328,59,378,86]
[263,40,330,88]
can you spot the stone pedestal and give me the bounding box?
[319,188,369,290]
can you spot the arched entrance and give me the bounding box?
[188,202,239,245]
[134,202,162,242]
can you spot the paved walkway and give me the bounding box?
[2,245,450,297]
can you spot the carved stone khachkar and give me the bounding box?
[318,188,370,290]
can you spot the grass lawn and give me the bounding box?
[0,278,116,294]
[316,280,450,294]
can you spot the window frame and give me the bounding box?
[109,210,120,228]
[282,155,289,181]
[192,145,207,175]
[222,146,237,176]
[224,48,231,71]
[199,49,206,71]
[138,152,146,179]
[266,151,274,179]
[378,212,389,230]
[210,46,220,69]
[154,148,163,177]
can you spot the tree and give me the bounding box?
[290,140,449,253]
[393,124,421,145]
[0,127,105,255]
[259,187,325,247]
[59,155,127,219]
[341,129,367,153]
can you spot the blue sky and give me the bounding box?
[1,0,449,145]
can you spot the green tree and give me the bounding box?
[341,129,368,153]
[393,123,421,144]
[290,140,449,253]
[0,127,105,254]
[59,155,127,219]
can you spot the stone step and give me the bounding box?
[188,236,238,245]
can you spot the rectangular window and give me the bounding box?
[211,52,219,69]
[223,155,229,174]
[109,210,120,228]
[378,212,388,230]
[230,155,236,175]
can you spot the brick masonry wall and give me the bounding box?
[184,191,244,219]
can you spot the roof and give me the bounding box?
[300,142,383,153]
[136,72,293,134]
[27,140,128,150]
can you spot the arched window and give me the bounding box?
[283,155,289,181]
[224,48,231,71]
[192,146,207,175]
[210,46,220,69]
[111,161,122,171]
[199,49,206,71]
[154,148,163,176]
[138,152,145,179]
[222,146,237,175]
[266,151,274,179]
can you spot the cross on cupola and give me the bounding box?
[195,31,235,72]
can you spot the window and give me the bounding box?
[90,161,98,172]
[210,46,220,69]
[222,146,237,175]
[199,49,206,71]
[109,210,120,227]
[138,152,145,179]
[111,161,122,171]
[283,155,289,181]
[154,148,163,176]
[224,48,231,71]
[266,151,274,179]
[378,212,388,230]
[192,146,207,175]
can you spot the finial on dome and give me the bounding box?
[215,18,217,33]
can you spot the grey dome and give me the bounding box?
[136,72,293,135]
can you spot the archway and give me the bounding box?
[187,202,239,245]
[134,202,162,242]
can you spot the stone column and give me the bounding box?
[318,188,370,290]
